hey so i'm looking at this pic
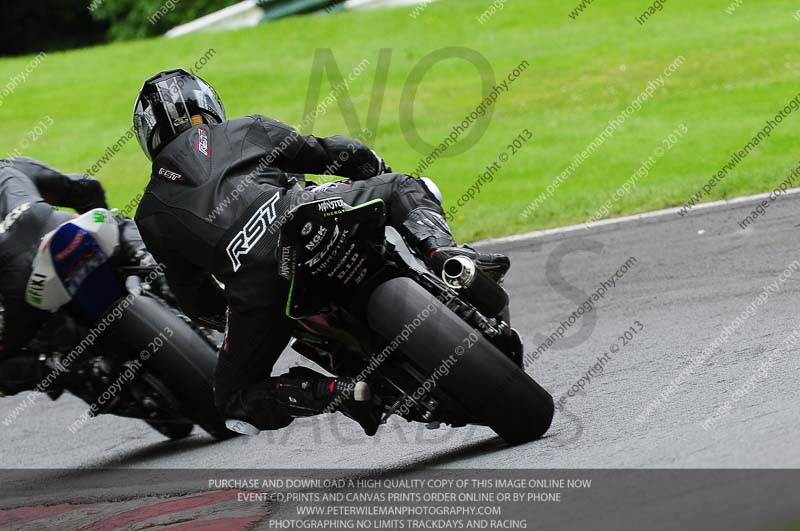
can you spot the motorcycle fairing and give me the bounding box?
[27,209,123,318]
[280,198,387,319]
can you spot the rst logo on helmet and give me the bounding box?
[157,167,184,182]
[196,127,210,158]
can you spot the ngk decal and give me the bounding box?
[305,225,328,251]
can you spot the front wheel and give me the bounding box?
[105,294,236,441]
[368,277,554,445]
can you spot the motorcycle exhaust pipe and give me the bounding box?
[442,255,477,289]
[441,256,508,317]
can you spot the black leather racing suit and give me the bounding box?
[134,115,455,430]
[0,158,115,395]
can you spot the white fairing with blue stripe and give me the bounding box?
[26,209,120,312]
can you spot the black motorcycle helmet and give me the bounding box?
[133,69,226,161]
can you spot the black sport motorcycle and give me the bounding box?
[278,196,554,444]
[18,209,231,440]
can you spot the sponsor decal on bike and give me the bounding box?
[0,202,31,234]
[196,127,210,158]
[335,250,358,281]
[318,198,346,214]
[54,231,85,262]
[304,225,328,252]
[327,243,355,278]
[278,245,295,280]
[226,191,281,272]
[157,166,185,182]
[343,255,368,286]
[352,266,369,285]
[26,272,47,305]
[305,226,343,269]
[61,248,107,295]
[301,222,314,236]
[309,236,356,278]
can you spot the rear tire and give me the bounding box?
[368,277,554,445]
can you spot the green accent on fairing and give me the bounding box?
[324,198,385,217]
[349,199,384,210]
[93,211,105,223]
[285,276,296,318]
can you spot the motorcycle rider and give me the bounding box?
[132,69,510,436]
[0,157,144,397]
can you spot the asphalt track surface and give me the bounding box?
[2,192,800,530]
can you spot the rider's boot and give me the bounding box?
[226,367,380,437]
[401,207,510,283]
